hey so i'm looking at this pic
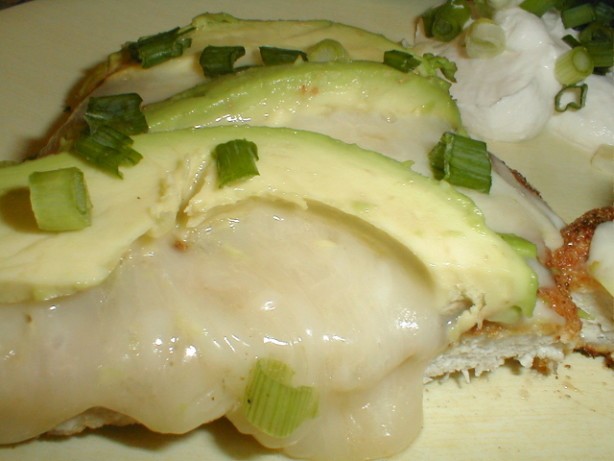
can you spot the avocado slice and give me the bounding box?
[47,14,419,157]
[144,61,461,134]
[74,13,411,108]
[0,126,535,335]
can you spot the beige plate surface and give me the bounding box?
[0,1,612,460]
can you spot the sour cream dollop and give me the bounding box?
[414,6,614,153]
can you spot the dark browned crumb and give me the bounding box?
[546,206,614,353]
[548,206,614,293]
[578,347,614,369]
[538,285,582,340]
[532,356,555,374]
[174,239,189,251]
[510,168,543,198]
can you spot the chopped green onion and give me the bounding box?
[242,358,318,438]
[126,26,193,68]
[306,39,351,63]
[554,83,588,112]
[199,45,246,77]
[584,39,614,68]
[429,132,492,193]
[213,139,260,188]
[471,0,494,19]
[383,49,421,73]
[594,1,614,23]
[73,125,143,178]
[422,0,472,42]
[260,46,307,65]
[465,19,506,58]
[73,93,147,178]
[573,20,613,71]
[28,167,92,232]
[83,93,148,136]
[420,53,458,82]
[578,21,613,44]
[562,34,581,48]
[519,0,556,17]
[555,46,594,84]
[498,233,538,259]
[561,4,596,29]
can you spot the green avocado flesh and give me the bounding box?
[186,13,408,64]
[144,61,461,133]
[0,126,535,330]
[76,13,409,108]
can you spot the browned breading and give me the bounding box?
[548,207,614,293]
[546,206,614,352]
[538,285,582,340]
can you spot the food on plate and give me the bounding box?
[548,206,614,358]
[0,10,612,461]
[413,0,614,156]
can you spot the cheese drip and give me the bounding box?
[0,200,444,461]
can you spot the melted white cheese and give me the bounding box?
[214,108,565,253]
[0,14,577,458]
[0,201,444,460]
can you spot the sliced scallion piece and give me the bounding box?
[83,93,148,136]
[429,132,492,193]
[554,83,588,112]
[594,1,614,23]
[561,4,596,29]
[577,21,613,70]
[420,53,458,82]
[383,49,421,73]
[213,139,260,188]
[471,0,494,19]
[73,125,143,178]
[584,39,614,69]
[465,18,506,58]
[260,46,307,65]
[126,26,193,68]
[519,0,556,17]
[199,45,246,77]
[422,0,472,42]
[306,39,351,63]
[562,34,581,48]
[242,359,318,438]
[28,167,92,232]
[555,46,594,84]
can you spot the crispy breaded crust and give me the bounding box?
[547,207,614,356]
[549,207,614,293]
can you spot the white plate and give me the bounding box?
[0,1,612,460]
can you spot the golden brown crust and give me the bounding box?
[548,207,614,293]
[546,206,614,350]
[538,285,582,340]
